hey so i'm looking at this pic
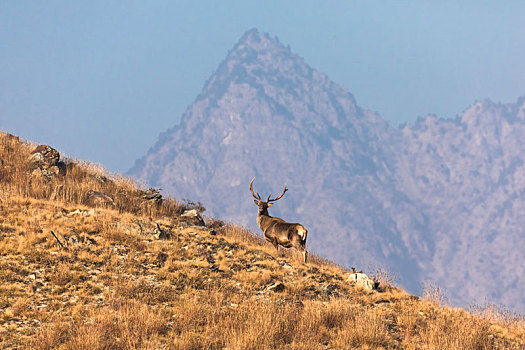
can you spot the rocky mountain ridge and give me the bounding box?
[129,29,525,313]
[397,98,525,310]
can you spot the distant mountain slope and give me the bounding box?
[397,98,525,311]
[129,29,525,312]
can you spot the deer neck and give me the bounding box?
[257,209,271,231]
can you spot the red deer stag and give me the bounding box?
[250,178,308,263]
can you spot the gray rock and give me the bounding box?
[181,209,205,226]
[347,273,378,291]
[142,189,162,204]
[181,209,198,217]
[29,145,60,167]
[28,144,66,178]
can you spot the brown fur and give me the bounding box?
[251,179,308,262]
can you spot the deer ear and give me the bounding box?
[254,199,260,205]
[268,203,273,207]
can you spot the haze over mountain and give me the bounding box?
[129,29,525,312]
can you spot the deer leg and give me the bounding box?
[296,244,307,263]
[273,239,286,258]
[300,241,308,263]
[291,235,308,263]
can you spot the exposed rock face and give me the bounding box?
[396,98,525,311]
[141,188,163,204]
[347,273,378,291]
[129,29,525,313]
[181,209,206,227]
[30,145,60,166]
[29,144,66,179]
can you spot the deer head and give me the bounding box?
[250,178,288,216]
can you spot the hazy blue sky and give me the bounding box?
[1,1,524,172]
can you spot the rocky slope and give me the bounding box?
[129,29,525,313]
[4,133,524,349]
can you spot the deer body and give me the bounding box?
[250,178,308,262]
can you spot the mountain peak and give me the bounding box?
[199,28,356,119]
[235,28,283,52]
[218,28,295,74]
[130,29,525,312]
[200,28,296,96]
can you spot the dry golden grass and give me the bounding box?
[1,131,525,349]
[0,132,194,220]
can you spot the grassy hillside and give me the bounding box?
[0,131,524,349]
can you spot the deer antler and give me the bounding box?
[268,184,288,202]
[250,178,262,201]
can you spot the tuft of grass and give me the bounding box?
[423,282,449,307]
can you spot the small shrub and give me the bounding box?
[423,282,449,306]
